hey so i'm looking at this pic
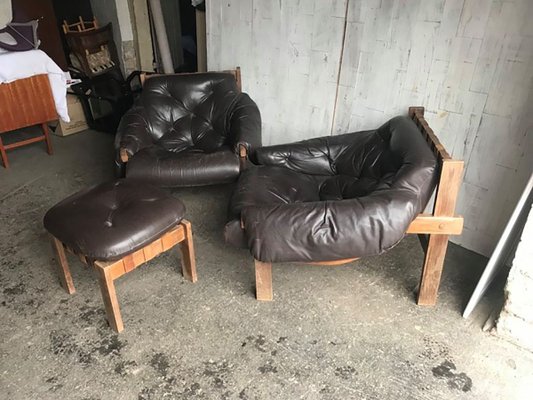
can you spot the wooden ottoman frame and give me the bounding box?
[253,107,464,306]
[51,220,197,332]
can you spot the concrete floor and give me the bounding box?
[0,129,532,400]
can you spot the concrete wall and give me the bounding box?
[0,0,11,26]
[91,0,138,74]
[496,202,533,351]
[206,0,533,257]
[208,0,347,145]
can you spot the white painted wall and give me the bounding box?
[207,0,533,257]
[207,0,348,145]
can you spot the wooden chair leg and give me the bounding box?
[51,236,75,294]
[0,135,8,168]
[178,220,197,283]
[417,234,450,305]
[255,260,273,301]
[41,123,53,155]
[95,263,124,333]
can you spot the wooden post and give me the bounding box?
[235,66,242,92]
[96,263,124,333]
[179,220,198,283]
[255,260,273,301]
[41,123,53,155]
[418,159,464,305]
[119,148,129,163]
[0,135,8,168]
[51,236,75,294]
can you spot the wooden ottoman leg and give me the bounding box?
[417,234,450,306]
[255,260,273,301]
[51,236,75,294]
[179,220,197,283]
[95,262,124,333]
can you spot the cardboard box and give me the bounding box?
[54,94,89,136]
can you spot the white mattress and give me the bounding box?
[0,49,69,122]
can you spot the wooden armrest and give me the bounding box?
[406,214,464,235]
[239,144,247,158]
[120,148,129,163]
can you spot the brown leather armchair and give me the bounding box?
[115,71,261,187]
[226,109,465,304]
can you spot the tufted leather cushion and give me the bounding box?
[115,72,262,187]
[225,116,438,262]
[43,180,185,261]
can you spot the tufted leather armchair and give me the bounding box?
[225,115,438,263]
[115,72,261,187]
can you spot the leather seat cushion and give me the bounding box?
[43,179,185,261]
[225,116,438,262]
[126,145,240,187]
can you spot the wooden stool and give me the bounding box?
[44,179,197,332]
[50,220,196,333]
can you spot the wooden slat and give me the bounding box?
[3,135,46,150]
[161,227,185,251]
[131,248,145,267]
[408,106,452,161]
[433,160,465,216]
[142,241,157,262]
[407,214,464,235]
[143,68,242,92]
[122,254,136,273]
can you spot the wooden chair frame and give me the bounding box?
[51,220,197,332]
[120,67,245,164]
[0,75,56,168]
[253,106,464,305]
[62,17,99,34]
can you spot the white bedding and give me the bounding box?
[0,49,69,122]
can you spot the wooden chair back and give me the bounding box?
[62,17,99,34]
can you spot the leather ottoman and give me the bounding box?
[44,179,197,332]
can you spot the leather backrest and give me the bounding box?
[321,116,436,201]
[141,73,240,153]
